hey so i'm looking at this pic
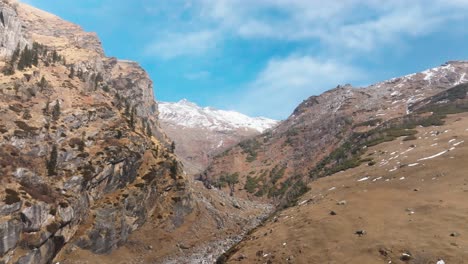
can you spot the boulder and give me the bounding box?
[0,219,22,256]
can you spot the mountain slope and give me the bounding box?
[0,2,192,263]
[159,99,278,174]
[201,61,468,204]
[221,109,468,263]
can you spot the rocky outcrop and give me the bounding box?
[0,1,29,58]
[0,1,192,263]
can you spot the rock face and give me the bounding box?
[159,99,277,175]
[0,1,192,263]
[202,61,468,203]
[0,1,29,58]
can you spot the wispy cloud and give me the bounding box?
[184,70,211,80]
[196,0,468,53]
[144,30,218,59]
[232,55,365,119]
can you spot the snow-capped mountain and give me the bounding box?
[159,99,278,133]
[158,99,278,175]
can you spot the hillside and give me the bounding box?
[159,99,277,174]
[201,61,468,204]
[221,110,468,263]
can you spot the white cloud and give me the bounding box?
[144,30,218,59]
[140,0,468,118]
[197,0,468,52]
[232,55,365,119]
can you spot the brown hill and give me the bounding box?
[201,62,468,205]
[221,110,468,263]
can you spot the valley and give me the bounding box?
[0,1,467,264]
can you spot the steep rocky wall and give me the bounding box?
[0,1,192,263]
[0,1,29,58]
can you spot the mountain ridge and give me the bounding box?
[159,99,278,175]
[201,60,468,204]
[159,99,278,132]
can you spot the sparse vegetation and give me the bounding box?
[353,118,382,128]
[244,176,259,193]
[239,139,261,162]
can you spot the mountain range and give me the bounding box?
[158,99,277,174]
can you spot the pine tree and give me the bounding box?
[43,100,50,115]
[146,123,152,137]
[12,44,20,61]
[170,141,176,153]
[52,100,60,121]
[47,145,58,176]
[170,159,178,180]
[17,45,33,70]
[68,66,75,79]
[3,44,21,75]
[38,76,47,92]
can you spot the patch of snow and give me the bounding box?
[390,91,400,96]
[431,143,438,147]
[328,187,336,191]
[400,177,406,180]
[401,148,414,155]
[418,150,448,161]
[448,139,456,143]
[357,177,370,182]
[389,167,398,172]
[454,72,467,85]
[408,163,419,167]
[453,140,464,146]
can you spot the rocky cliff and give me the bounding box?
[159,99,277,175]
[0,1,192,263]
[201,61,468,204]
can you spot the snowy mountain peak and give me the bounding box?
[159,100,278,133]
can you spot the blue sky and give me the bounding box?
[23,0,468,120]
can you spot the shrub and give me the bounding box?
[244,176,258,193]
[4,189,21,204]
